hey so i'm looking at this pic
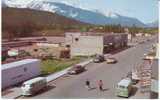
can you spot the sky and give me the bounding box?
[4,0,159,23]
[61,0,159,24]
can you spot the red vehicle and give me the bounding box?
[68,65,85,75]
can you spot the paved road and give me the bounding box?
[22,35,158,99]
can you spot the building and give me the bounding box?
[2,47,9,57]
[36,36,65,46]
[2,36,66,61]
[2,41,33,48]
[144,33,151,37]
[65,32,128,56]
[135,33,143,37]
[65,32,81,46]
[150,59,158,98]
[155,43,159,59]
[127,34,132,41]
[2,36,65,48]
[2,59,41,89]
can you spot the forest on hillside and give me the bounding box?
[2,7,158,40]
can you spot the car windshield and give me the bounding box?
[108,58,115,59]
[76,66,81,68]
[119,85,127,89]
[72,65,81,69]
[22,84,25,87]
[96,54,103,58]
[22,84,31,88]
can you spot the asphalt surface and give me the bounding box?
[22,35,158,99]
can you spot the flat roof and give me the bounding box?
[65,32,127,36]
[2,59,40,70]
[118,78,132,87]
[23,77,45,85]
[2,36,65,45]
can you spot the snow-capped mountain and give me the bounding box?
[4,0,146,27]
[3,0,33,8]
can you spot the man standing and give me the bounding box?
[85,79,91,90]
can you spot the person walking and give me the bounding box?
[85,79,91,90]
[98,80,103,91]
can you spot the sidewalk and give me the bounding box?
[2,87,22,99]
[2,59,93,99]
[47,59,92,82]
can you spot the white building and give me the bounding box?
[2,59,41,89]
[65,32,128,56]
[65,32,81,45]
[135,33,143,37]
[71,35,104,56]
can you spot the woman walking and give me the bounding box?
[98,80,103,91]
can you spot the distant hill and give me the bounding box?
[146,20,158,28]
[2,7,89,38]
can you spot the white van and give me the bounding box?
[21,77,47,96]
[116,78,132,98]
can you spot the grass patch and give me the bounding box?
[40,56,87,75]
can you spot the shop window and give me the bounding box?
[66,45,70,48]
[75,38,79,41]
[34,49,38,52]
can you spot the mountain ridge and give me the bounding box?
[2,7,90,38]
[4,0,146,27]
[146,20,158,28]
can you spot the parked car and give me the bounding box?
[116,78,132,98]
[21,77,47,96]
[68,65,85,75]
[144,55,154,60]
[106,57,117,64]
[93,54,105,63]
[143,53,155,60]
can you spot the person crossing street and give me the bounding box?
[85,79,91,90]
[98,80,103,91]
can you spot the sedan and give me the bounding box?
[68,65,85,75]
[106,58,117,64]
[93,54,105,63]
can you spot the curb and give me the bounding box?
[14,95,23,99]
[46,59,93,82]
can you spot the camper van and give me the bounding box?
[21,77,47,96]
[116,78,132,98]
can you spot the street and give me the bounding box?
[21,35,157,99]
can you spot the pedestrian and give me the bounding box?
[85,79,91,90]
[98,80,103,91]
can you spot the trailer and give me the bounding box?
[2,59,41,89]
